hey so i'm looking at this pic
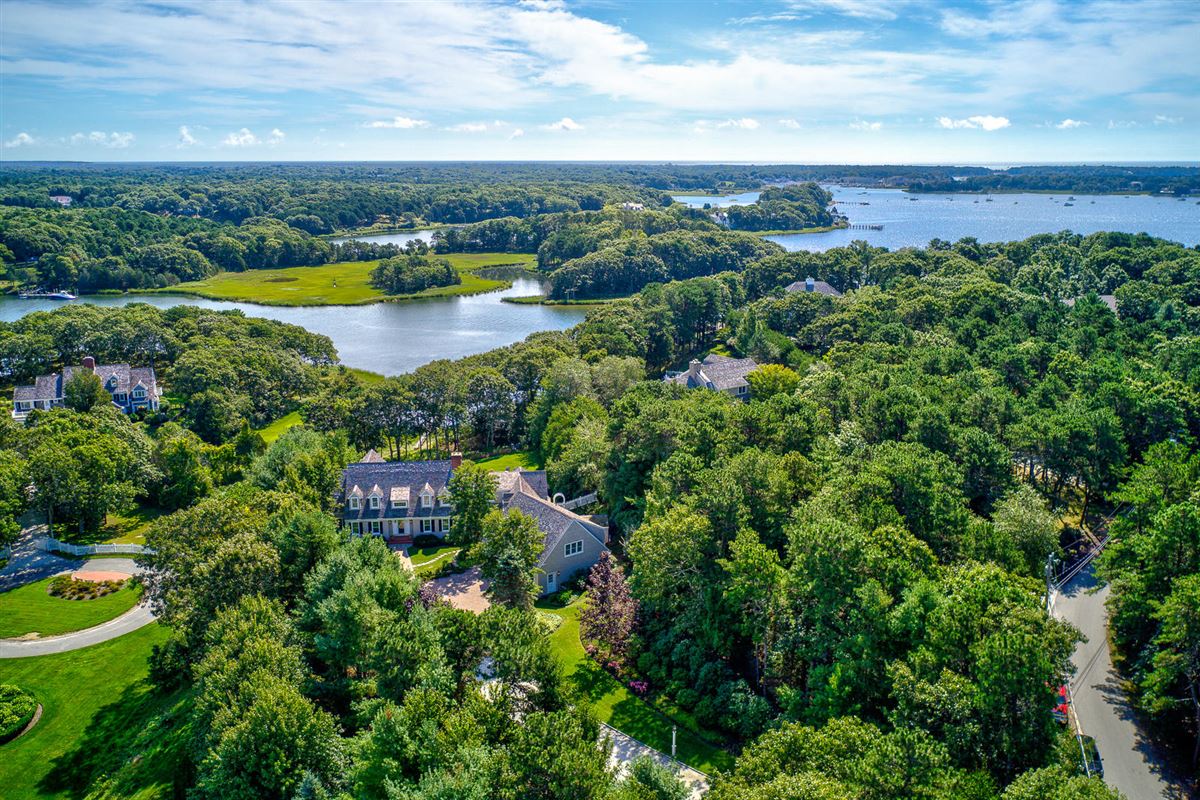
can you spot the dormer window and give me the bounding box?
[133,387,146,399]
[420,492,433,509]
[349,496,361,510]
[369,495,380,510]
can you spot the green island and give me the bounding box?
[0,576,143,639]
[137,253,535,307]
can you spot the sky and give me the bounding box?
[1,0,1197,163]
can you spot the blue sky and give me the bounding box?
[1,0,1196,163]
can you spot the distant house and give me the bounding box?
[337,454,608,595]
[49,195,72,207]
[620,202,645,211]
[11,356,161,421]
[665,354,758,400]
[1064,294,1118,315]
[785,276,842,297]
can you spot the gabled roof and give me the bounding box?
[493,468,550,502]
[785,277,843,297]
[390,486,410,503]
[340,459,454,521]
[666,354,758,392]
[361,449,386,463]
[501,490,607,567]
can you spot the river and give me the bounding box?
[0,273,586,376]
[674,186,1200,250]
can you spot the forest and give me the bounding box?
[1,227,1197,799]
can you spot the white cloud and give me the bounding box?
[849,119,883,131]
[222,127,260,146]
[788,0,906,21]
[268,128,285,144]
[1055,118,1086,129]
[1154,114,1181,125]
[778,118,802,129]
[365,116,429,129]
[509,128,525,139]
[3,132,35,148]
[178,125,197,146]
[1107,119,1138,129]
[937,114,1010,130]
[70,130,135,147]
[447,122,488,132]
[543,117,583,131]
[716,117,760,129]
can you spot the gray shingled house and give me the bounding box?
[785,276,843,297]
[11,356,161,421]
[665,353,759,400]
[337,454,608,595]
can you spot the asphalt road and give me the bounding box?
[1054,565,1190,799]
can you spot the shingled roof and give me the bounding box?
[502,489,607,567]
[666,354,758,392]
[785,276,843,297]
[340,458,455,522]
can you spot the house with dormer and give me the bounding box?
[11,356,161,421]
[665,353,758,400]
[337,452,609,595]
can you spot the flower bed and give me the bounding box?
[48,575,126,600]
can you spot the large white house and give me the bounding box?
[12,356,161,421]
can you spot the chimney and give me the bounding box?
[688,358,702,376]
[805,277,815,292]
[82,355,96,371]
[450,452,462,470]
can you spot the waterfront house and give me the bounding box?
[11,356,161,421]
[665,353,759,400]
[337,454,609,595]
[785,276,843,297]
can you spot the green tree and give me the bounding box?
[991,484,1061,578]
[63,370,110,412]
[1142,574,1200,768]
[448,461,497,547]
[0,450,29,548]
[478,509,543,610]
[156,432,213,510]
[745,363,800,400]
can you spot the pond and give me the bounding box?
[0,272,587,376]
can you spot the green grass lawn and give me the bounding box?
[255,410,304,444]
[144,253,534,307]
[0,624,189,800]
[542,601,734,775]
[474,450,538,470]
[408,544,460,567]
[98,505,164,545]
[0,577,142,639]
[346,366,387,384]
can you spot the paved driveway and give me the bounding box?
[0,524,81,591]
[1054,565,1189,798]
[427,566,491,612]
[0,555,154,658]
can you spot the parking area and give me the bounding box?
[426,566,491,613]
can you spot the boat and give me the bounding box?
[1064,203,1074,207]
[18,290,76,300]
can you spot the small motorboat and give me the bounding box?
[18,289,76,300]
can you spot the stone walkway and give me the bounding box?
[602,723,709,799]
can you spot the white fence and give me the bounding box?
[560,492,598,511]
[35,537,150,556]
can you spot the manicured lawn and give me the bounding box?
[146,253,534,307]
[347,366,387,384]
[256,410,304,444]
[408,544,460,567]
[542,601,735,775]
[474,450,538,470]
[98,505,163,545]
[0,624,189,800]
[0,577,142,639]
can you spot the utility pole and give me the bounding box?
[672,725,677,759]
[1044,552,1058,614]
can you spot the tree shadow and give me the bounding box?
[40,681,190,799]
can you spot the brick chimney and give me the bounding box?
[82,355,96,371]
[450,452,462,470]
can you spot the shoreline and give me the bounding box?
[120,277,516,308]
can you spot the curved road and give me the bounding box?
[1054,565,1189,799]
[0,555,156,659]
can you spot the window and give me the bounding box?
[349,496,361,510]
[438,518,450,533]
[564,540,584,557]
[133,388,146,399]
[420,493,433,509]
[422,519,434,533]
[392,498,407,510]
[368,520,382,535]
[348,521,361,535]
[369,495,380,510]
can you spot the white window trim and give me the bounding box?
[349,496,361,510]
[422,519,433,533]
[564,540,584,557]
[368,520,382,535]
[369,496,380,510]
[392,499,407,510]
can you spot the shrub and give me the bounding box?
[48,575,126,600]
[412,534,444,548]
[0,684,37,743]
